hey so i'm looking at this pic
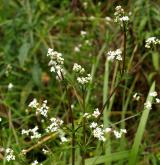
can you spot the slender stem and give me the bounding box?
[66,86,75,165]
[122,22,127,75]
[61,72,75,165]
[81,86,86,165]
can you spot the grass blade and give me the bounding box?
[128,81,155,165]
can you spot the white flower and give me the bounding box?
[92,108,100,118]
[83,2,88,8]
[83,113,91,118]
[42,148,49,154]
[60,136,68,143]
[149,91,157,97]
[89,16,95,20]
[107,49,122,61]
[145,37,160,48]
[114,6,129,23]
[45,118,63,133]
[77,74,92,85]
[90,122,98,128]
[8,83,13,90]
[93,127,106,141]
[113,130,122,139]
[0,117,2,122]
[73,63,85,74]
[120,129,127,134]
[105,16,112,22]
[47,48,65,79]
[156,98,160,103]
[5,148,15,161]
[144,101,152,110]
[104,127,111,133]
[29,98,39,108]
[133,93,140,101]
[31,160,39,165]
[119,16,129,22]
[85,40,92,46]
[36,100,49,118]
[80,31,87,37]
[21,126,41,139]
[74,46,80,52]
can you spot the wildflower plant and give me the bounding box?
[1,1,160,165]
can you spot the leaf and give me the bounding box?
[20,80,33,110]
[128,82,155,165]
[85,151,130,165]
[18,42,30,67]
[32,62,42,87]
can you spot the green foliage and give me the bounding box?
[0,0,160,164]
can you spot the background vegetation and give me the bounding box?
[0,0,160,164]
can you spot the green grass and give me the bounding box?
[0,0,160,164]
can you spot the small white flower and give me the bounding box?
[133,93,140,101]
[8,83,13,90]
[107,49,122,61]
[5,148,15,161]
[104,127,112,133]
[31,160,39,165]
[90,122,98,128]
[145,37,160,48]
[114,6,129,23]
[22,126,41,139]
[113,130,122,139]
[144,101,152,110]
[149,91,157,97]
[83,113,91,118]
[105,16,112,22]
[29,98,39,108]
[83,2,88,8]
[93,127,106,141]
[80,31,87,37]
[77,74,92,85]
[119,16,129,22]
[156,98,160,103]
[120,129,127,134]
[60,136,68,143]
[45,118,63,133]
[89,16,95,20]
[0,117,2,122]
[73,63,85,74]
[74,46,80,52]
[42,148,49,154]
[92,108,100,118]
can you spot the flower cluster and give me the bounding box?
[31,160,42,165]
[47,48,65,80]
[107,49,122,61]
[92,108,100,118]
[74,44,82,52]
[89,122,127,141]
[144,91,160,110]
[72,63,92,85]
[29,99,49,118]
[8,83,14,90]
[114,6,129,23]
[45,117,63,133]
[133,93,140,101]
[73,63,85,74]
[21,126,41,139]
[77,74,92,85]
[5,148,15,161]
[80,30,87,37]
[145,37,160,48]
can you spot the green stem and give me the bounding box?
[122,22,127,75]
[82,86,86,165]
